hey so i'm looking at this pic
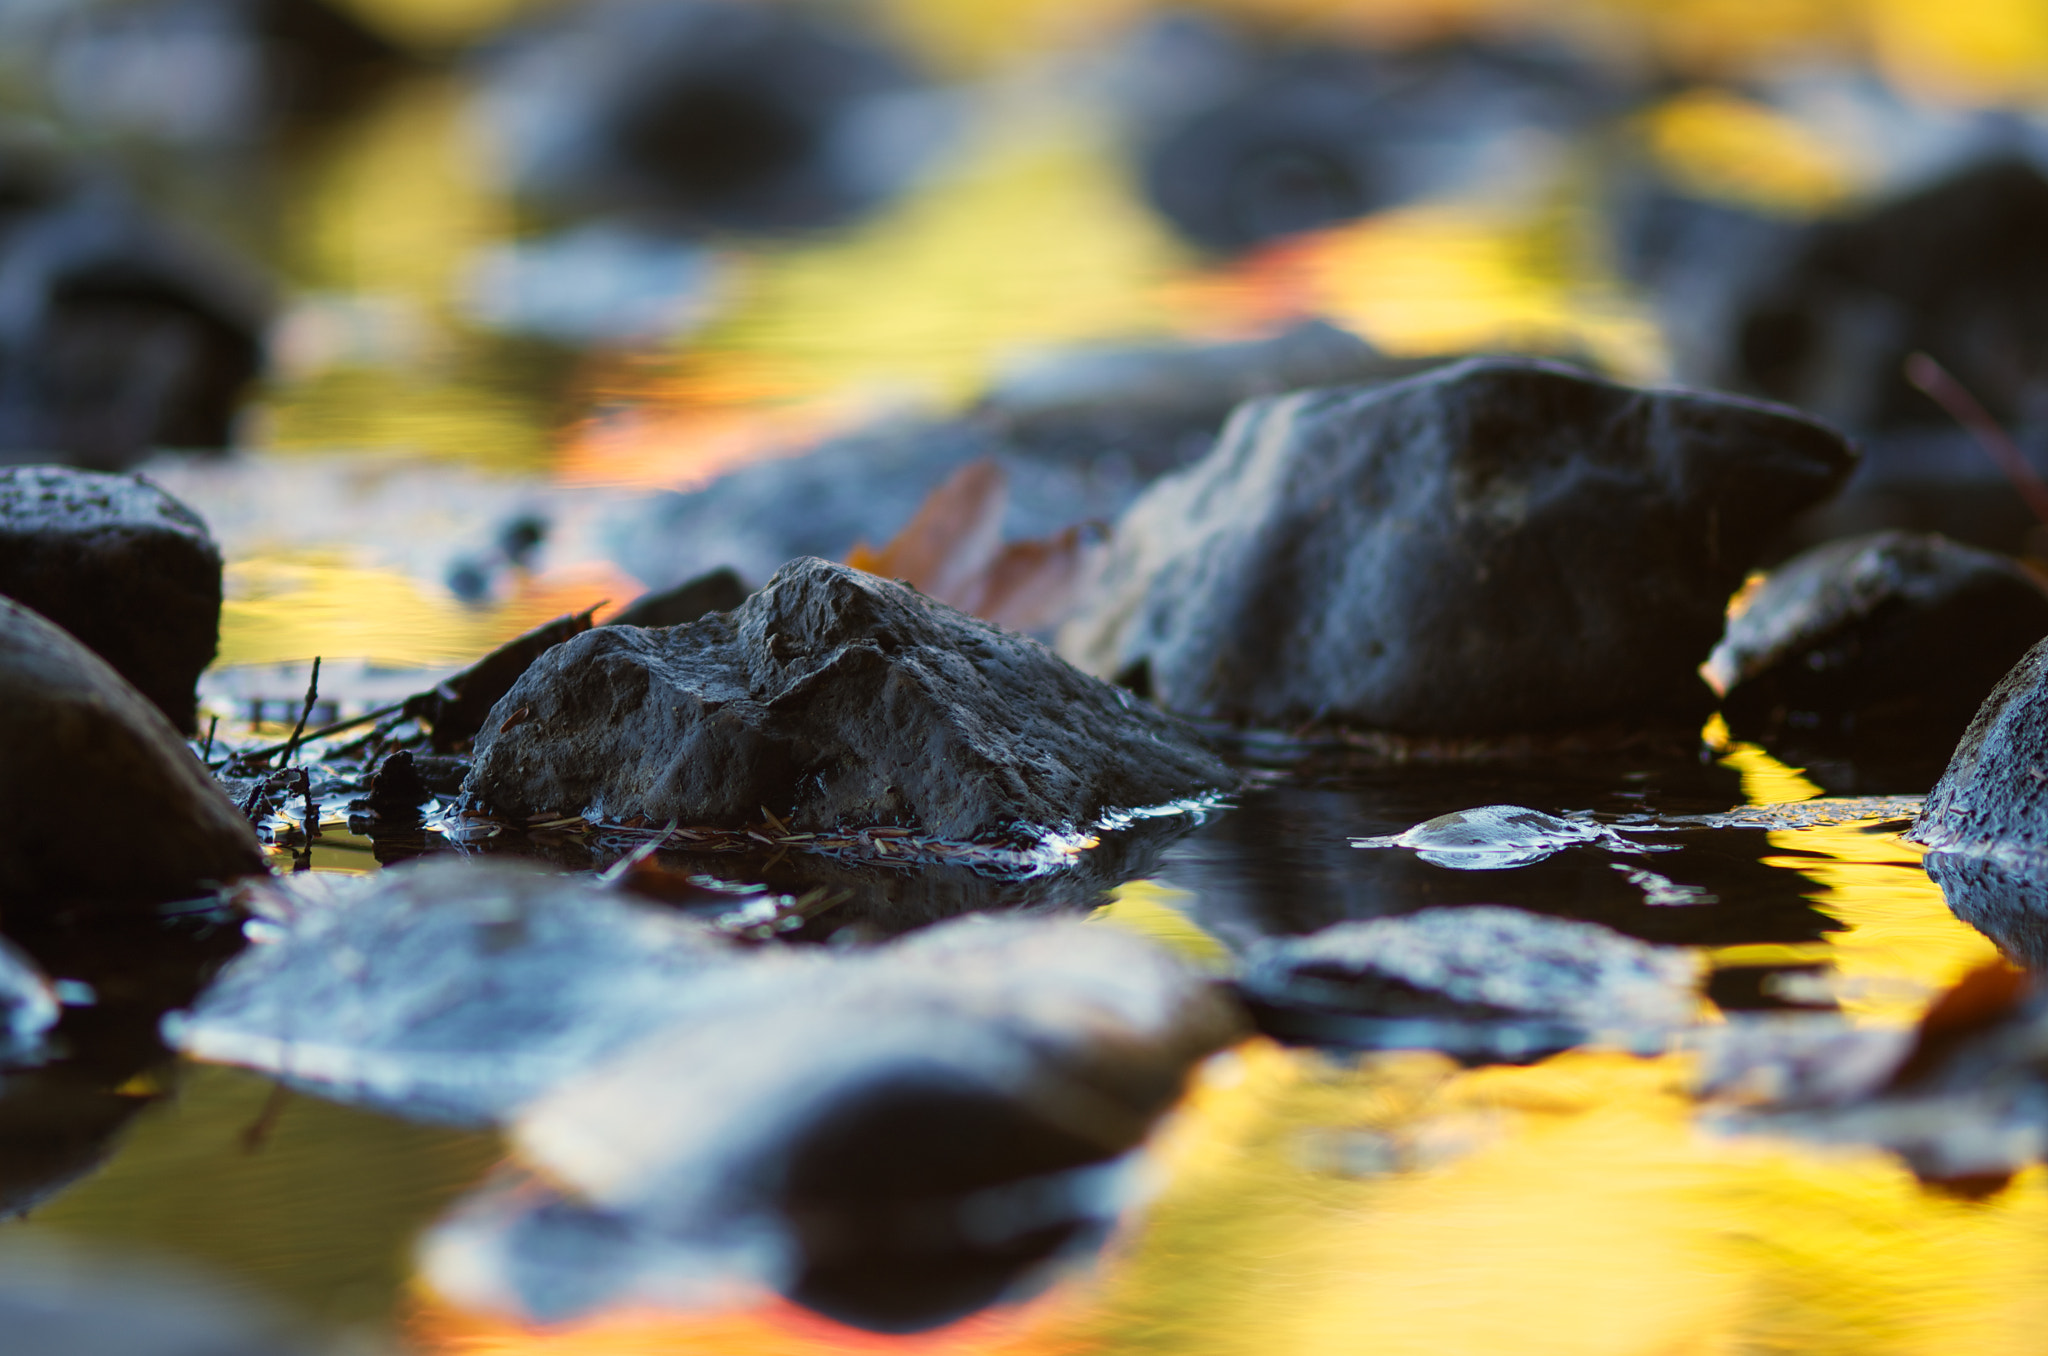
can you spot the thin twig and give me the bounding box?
[200,714,217,761]
[1905,352,2048,527]
[222,701,404,768]
[239,1081,293,1153]
[276,658,322,769]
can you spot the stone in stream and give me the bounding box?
[1908,636,2048,865]
[0,596,261,908]
[1237,906,1699,1060]
[424,915,1244,1331]
[462,557,1236,845]
[167,859,773,1126]
[1708,532,2048,771]
[1058,357,1857,737]
[0,466,222,732]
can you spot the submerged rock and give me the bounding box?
[1059,357,1856,736]
[1709,532,2048,773]
[1924,849,2048,968]
[0,466,222,732]
[1909,636,2048,862]
[169,859,763,1126]
[463,557,1235,844]
[1238,906,1698,1058]
[0,596,260,908]
[428,915,1242,1331]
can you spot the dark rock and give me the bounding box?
[0,465,221,732]
[0,1240,317,1356]
[1708,532,2048,782]
[426,915,1243,1331]
[604,320,1398,592]
[0,596,261,908]
[1909,635,2048,863]
[351,748,430,821]
[169,859,757,1125]
[1058,357,1858,736]
[481,0,940,233]
[607,566,749,629]
[463,557,1236,845]
[1653,157,2048,434]
[1238,905,1697,1059]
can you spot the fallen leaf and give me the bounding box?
[1887,959,2033,1088]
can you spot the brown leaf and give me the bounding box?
[1887,960,2034,1088]
[966,522,1109,633]
[846,458,1006,605]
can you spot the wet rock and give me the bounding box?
[429,915,1243,1331]
[0,938,57,1065]
[0,466,221,732]
[0,596,261,908]
[1709,532,2048,778]
[1059,357,1857,736]
[605,320,1396,594]
[463,557,1236,845]
[0,157,267,468]
[404,606,598,753]
[0,1239,317,1356]
[1238,905,1698,1058]
[481,0,941,233]
[169,859,762,1125]
[1924,849,2048,968]
[1908,635,2048,862]
[608,566,750,629]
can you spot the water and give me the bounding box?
[6,1,2047,1350]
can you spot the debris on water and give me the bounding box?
[1350,804,1670,869]
[0,465,223,733]
[424,915,1243,1332]
[1238,905,1700,1060]
[1609,862,1718,907]
[462,557,1237,852]
[1059,357,1856,738]
[0,1237,320,1355]
[166,859,772,1126]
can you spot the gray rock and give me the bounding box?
[0,466,222,732]
[462,557,1236,845]
[1709,531,2048,765]
[169,859,765,1126]
[0,1240,316,1356]
[1909,636,2048,864]
[1059,357,1856,736]
[0,596,260,907]
[427,915,1244,1331]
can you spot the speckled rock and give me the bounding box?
[0,465,221,732]
[1908,636,2048,865]
[0,596,260,908]
[1059,357,1857,736]
[462,557,1235,844]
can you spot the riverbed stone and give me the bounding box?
[1058,357,1857,736]
[0,465,222,732]
[1908,636,2048,864]
[1709,531,2048,760]
[462,557,1236,844]
[0,596,260,908]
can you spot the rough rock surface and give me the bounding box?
[1709,532,2048,763]
[463,557,1236,843]
[1909,636,2048,863]
[170,859,761,1126]
[0,596,260,907]
[426,915,1242,1331]
[1059,357,1857,735]
[0,466,222,732]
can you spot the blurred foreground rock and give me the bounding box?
[0,938,57,1064]
[1059,357,1856,737]
[426,915,1242,1331]
[464,558,1235,844]
[0,1239,318,1356]
[1910,636,2048,862]
[0,466,222,732]
[1709,532,2048,784]
[0,597,260,909]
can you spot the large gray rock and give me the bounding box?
[0,466,221,732]
[1909,636,2048,865]
[0,596,260,907]
[1708,531,2048,766]
[463,557,1235,844]
[1059,357,1856,736]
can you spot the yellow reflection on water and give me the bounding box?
[1646,89,1858,215]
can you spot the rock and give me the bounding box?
[0,596,261,908]
[429,915,1243,1331]
[607,566,750,629]
[0,938,58,1065]
[1237,906,1698,1058]
[1908,635,2048,863]
[1708,532,2048,777]
[0,1239,317,1356]
[604,320,1396,594]
[168,859,763,1126]
[0,465,222,732]
[1924,849,2048,968]
[480,0,942,233]
[462,557,1236,845]
[1058,357,1857,736]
